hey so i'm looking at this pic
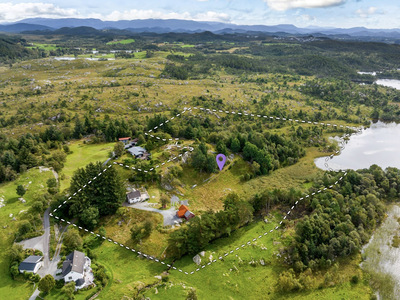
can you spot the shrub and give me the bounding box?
[351,274,359,284]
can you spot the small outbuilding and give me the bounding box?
[176,205,195,220]
[18,255,43,274]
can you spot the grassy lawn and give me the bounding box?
[0,168,54,300]
[26,43,60,50]
[39,287,94,300]
[59,141,114,191]
[181,44,195,48]
[98,207,168,257]
[107,39,136,45]
[142,217,372,300]
[91,241,166,300]
[133,51,147,59]
[175,144,327,212]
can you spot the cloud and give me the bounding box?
[296,14,316,22]
[264,0,345,11]
[0,3,232,23]
[0,2,77,21]
[355,7,382,18]
[194,11,232,22]
[89,10,231,22]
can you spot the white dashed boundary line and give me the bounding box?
[50,106,362,275]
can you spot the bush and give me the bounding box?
[351,274,359,284]
[55,279,65,289]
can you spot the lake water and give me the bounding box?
[360,205,400,299]
[357,71,378,76]
[314,121,400,171]
[375,79,400,90]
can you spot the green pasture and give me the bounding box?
[106,39,135,45]
[0,168,54,300]
[59,141,114,191]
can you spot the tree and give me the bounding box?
[47,178,57,188]
[47,177,58,194]
[99,226,106,238]
[160,194,169,208]
[191,148,207,172]
[230,138,241,153]
[9,243,24,263]
[18,220,32,236]
[38,274,56,293]
[186,288,198,300]
[216,140,228,156]
[63,228,83,252]
[113,141,125,158]
[137,134,146,145]
[251,161,260,175]
[206,155,218,173]
[69,162,125,228]
[131,219,153,243]
[16,185,26,197]
[61,281,75,299]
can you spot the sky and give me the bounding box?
[0,0,399,29]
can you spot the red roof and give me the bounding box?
[177,205,189,218]
[118,137,131,141]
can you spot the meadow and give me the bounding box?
[106,39,136,45]
[0,168,54,300]
[59,141,114,191]
[25,43,60,51]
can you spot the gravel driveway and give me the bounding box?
[123,202,182,226]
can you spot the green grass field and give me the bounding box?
[106,39,135,45]
[59,141,114,191]
[0,168,55,300]
[77,53,115,59]
[85,212,372,300]
[26,43,59,50]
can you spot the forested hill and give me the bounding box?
[0,35,37,64]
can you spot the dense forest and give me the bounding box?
[0,35,39,64]
[270,164,400,292]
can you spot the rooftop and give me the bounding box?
[127,146,146,156]
[62,250,86,277]
[127,190,141,199]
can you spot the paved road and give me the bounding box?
[27,208,69,300]
[123,202,182,226]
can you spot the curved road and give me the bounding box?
[123,202,182,226]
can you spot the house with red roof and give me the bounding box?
[176,204,195,220]
[118,137,131,145]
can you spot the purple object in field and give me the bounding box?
[216,154,226,171]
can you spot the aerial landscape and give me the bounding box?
[1,0,400,299]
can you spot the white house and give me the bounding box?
[19,255,43,274]
[62,250,91,289]
[127,190,141,204]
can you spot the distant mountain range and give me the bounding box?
[1,18,400,39]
